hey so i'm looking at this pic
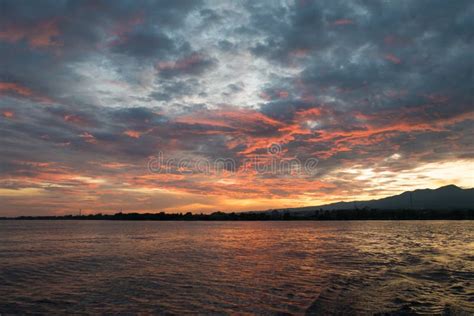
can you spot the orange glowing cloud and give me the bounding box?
[174,107,291,155]
[2,111,14,118]
[0,82,33,97]
[64,114,88,125]
[296,107,324,118]
[0,82,53,104]
[384,54,401,64]
[300,108,474,159]
[80,132,97,144]
[98,162,134,169]
[123,130,142,138]
[0,19,61,48]
[177,107,283,132]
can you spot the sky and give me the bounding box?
[0,0,473,216]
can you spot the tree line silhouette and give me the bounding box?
[2,208,472,221]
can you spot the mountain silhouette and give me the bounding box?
[4,185,472,221]
[278,185,474,213]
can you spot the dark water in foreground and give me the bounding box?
[0,221,472,315]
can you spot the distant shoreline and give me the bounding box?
[1,209,472,221]
[3,185,472,221]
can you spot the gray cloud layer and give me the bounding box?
[0,0,473,214]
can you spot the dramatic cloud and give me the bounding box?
[0,0,473,215]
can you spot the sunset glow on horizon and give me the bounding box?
[1,0,473,216]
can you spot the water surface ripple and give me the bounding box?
[0,221,472,315]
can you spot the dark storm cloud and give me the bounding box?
[0,0,207,105]
[1,98,254,176]
[217,40,236,52]
[227,82,244,93]
[155,53,218,78]
[149,78,201,101]
[112,107,161,124]
[258,0,471,110]
[0,0,473,214]
[260,99,311,122]
[111,29,179,58]
[247,0,473,168]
